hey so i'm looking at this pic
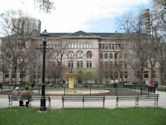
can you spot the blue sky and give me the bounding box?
[88,2,152,33]
[0,0,152,34]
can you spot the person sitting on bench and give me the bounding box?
[19,87,32,107]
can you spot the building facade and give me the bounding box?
[12,17,41,35]
[0,31,162,85]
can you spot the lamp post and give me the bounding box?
[40,30,49,111]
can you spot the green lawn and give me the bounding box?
[0,107,166,125]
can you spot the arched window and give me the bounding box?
[100,53,103,59]
[68,51,74,58]
[104,53,108,59]
[76,50,83,58]
[109,53,113,59]
[71,43,74,48]
[86,51,92,58]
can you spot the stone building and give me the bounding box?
[0,31,162,85]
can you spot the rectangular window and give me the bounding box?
[99,44,101,49]
[144,71,149,78]
[5,71,9,78]
[20,71,25,78]
[109,44,112,49]
[102,45,105,50]
[68,61,73,68]
[87,61,92,68]
[114,53,118,59]
[105,45,108,49]
[120,72,123,78]
[77,61,83,68]
[124,71,128,78]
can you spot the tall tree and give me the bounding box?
[46,39,68,83]
[0,10,33,83]
[118,11,155,84]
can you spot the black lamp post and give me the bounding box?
[40,30,49,111]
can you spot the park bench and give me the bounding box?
[116,94,159,107]
[116,96,138,107]
[137,94,159,107]
[8,94,51,107]
[62,96,105,108]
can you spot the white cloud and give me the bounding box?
[0,0,150,33]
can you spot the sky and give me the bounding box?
[0,0,152,34]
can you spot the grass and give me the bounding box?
[0,107,166,125]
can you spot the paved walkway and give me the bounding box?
[0,91,166,109]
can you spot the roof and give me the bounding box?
[47,31,129,39]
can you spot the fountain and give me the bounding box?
[65,72,77,93]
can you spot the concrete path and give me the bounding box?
[0,91,166,109]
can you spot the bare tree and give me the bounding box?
[46,39,68,83]
[119,12,151,84]
[119,7,166,85]
[152,0,166,24]
[0,10,33,84]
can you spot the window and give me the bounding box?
[109,44,112,49]
[124,71,128,78]
[86,51,92,58]
[77,43,80,48]
[68,51,74,58]
[102,45,105,49]
[109,53,113,59]
[112,44,114,50]
[71,43,74,48]
[5,71,9,78]
[114,53,118,59]
[105,45,108,49]
[20,71,25,78]
[87,61,92,68]
[120,72,123,78]
[115,44,118,49]
[68,61,73,68]
[12,71,16,78]
[99,44,102,49]
[80,43,83,48]
[104,53,108,59]
[144,71,149,78]
[77,61,83,68]
[76,50,83,58]
[119,53,122,59]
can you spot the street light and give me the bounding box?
[40,30,49,111]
